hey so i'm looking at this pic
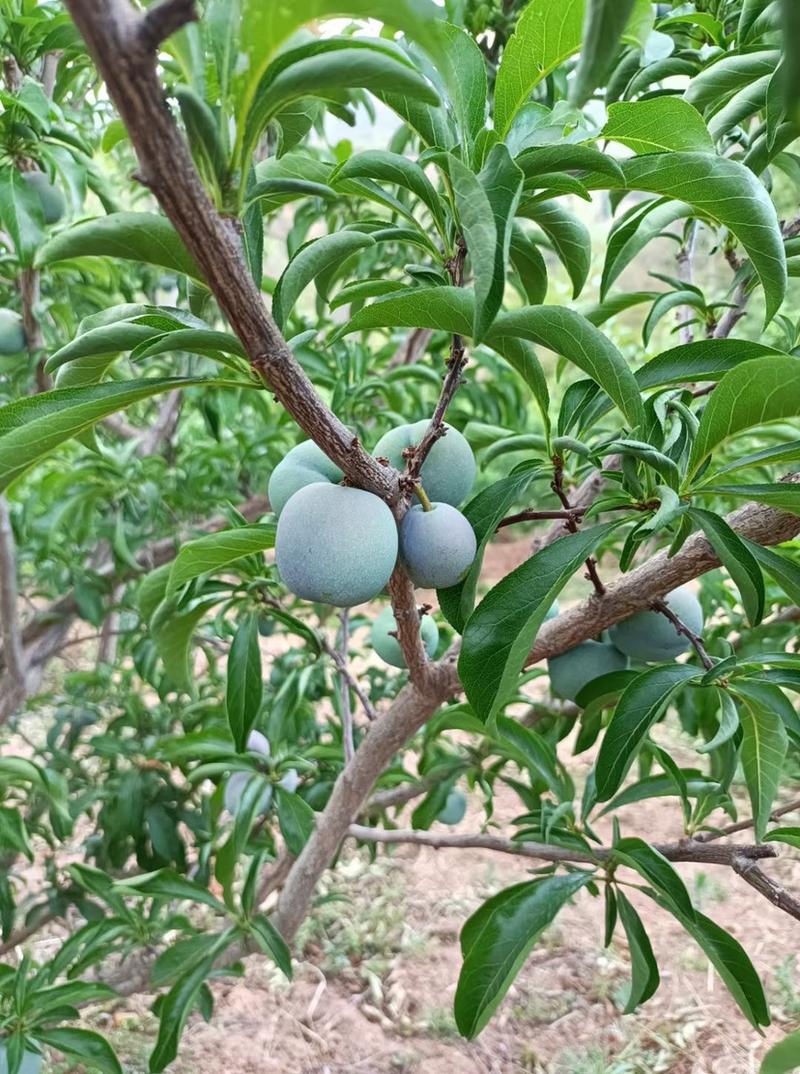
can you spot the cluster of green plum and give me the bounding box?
[547,586,704,703]
[269,420,478,608]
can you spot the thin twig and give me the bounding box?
[321,633,377,723]
[339,610,354,763]
[496,508,587,529]
[732,857,800,923]
[552,456,606,595]
[650,597,714,670]
[694,797,800,843]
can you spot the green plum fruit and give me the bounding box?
[399,503,477,589]
[372,420,476,506]
[0,1043,42,1074]
[548,640,629,703]
[0,310,25,356]
[609,585,703,662]
[370,605,439,668]
[268,440,344,517]
[276,483,398,606]
[437,789,467,825]
[24,170,66,224]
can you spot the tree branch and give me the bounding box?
[732,857,800,923]
[139,0,198,51]
[347,824,776,867]
[63,0,398,506]
[650,596,713,670]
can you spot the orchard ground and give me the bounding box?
[19,536,800,1074]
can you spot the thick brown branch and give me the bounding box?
[63,0,397,505]
[139,0,198,50]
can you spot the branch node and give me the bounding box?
[139,0,198,52]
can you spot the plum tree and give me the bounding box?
[437,789,467,825]
[609,587,704,662]
[0,309,25,356]
[548,640,629,704]
[23,170,65,225]
[275,483,398,606]
[373,421,476,506]
[268,440,344,517]
[371,604,439,667]
[399,503,477,589]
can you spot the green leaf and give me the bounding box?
[595,665,703,801]
[690,509,764,626]
[732,683,788,841]
[569,0,637,108]
[275,786,315,856]
[438,466,543,632]
[763,827,800,850]
[698,688,741,754]
[494,0,585,137]
[152,597,221,693]
[603,98,714,154]
[599,155,786,324]
[494,715,571,800]
[334,150,445,235]
[273,231,374,329]
[0,167,44,266]
[613,837,695,919]
[747,541,800,606]
[0,808,33,861]
[249,913,293,978]
[459,522,618,721]
[454,871,593,1039]
[636,339,782,392]
[226,615,263,754]
[114,868,227,912]
[0,378,207,492]
[509,224,548,305]
[34,1029,122,1074]
[688,357,800,478]
[148,931,235,1072]
[616,889,660,1013]
[168,524,275,596]
[656,902,770,1028]
[695,482,800,513]
[426,21,487,148]
[517,200,591,299]
[761,1027,800,1074]
[35,213,204,280]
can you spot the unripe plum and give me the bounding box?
[276,483,398,606]
[268,440,344,517]
[548,640,629,703]
[609,586,703,662]
[370,604,439,668]
[372,420,476,506]
[23,170,65,224]
[0,1043,42,1074]
[399,502,477,589]
[437,788,467,825]
[0,310,25,356]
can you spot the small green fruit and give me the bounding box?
[437,789,467,825]
[0,309,25,356]
[399,502,477,589]
[609,586,704,662]
[276,483,398,606]
[268,440,344,517]
[548,640,629,703]
[371,605,439,668]
[373,420,476,506]
[24,169,65,224]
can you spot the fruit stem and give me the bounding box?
[415,485,433,512]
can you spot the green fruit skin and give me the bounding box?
[371,604,439,668]
[548,640,629,703]
[609,585,704,662]
[0,1043,42,1074]
[399,503,477,590]
[276,483,398,607]
[437,788,467,825]
[24,170,65,224]
[0,309,25,356]
[373,420,476,506]
[268,440,344,517]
